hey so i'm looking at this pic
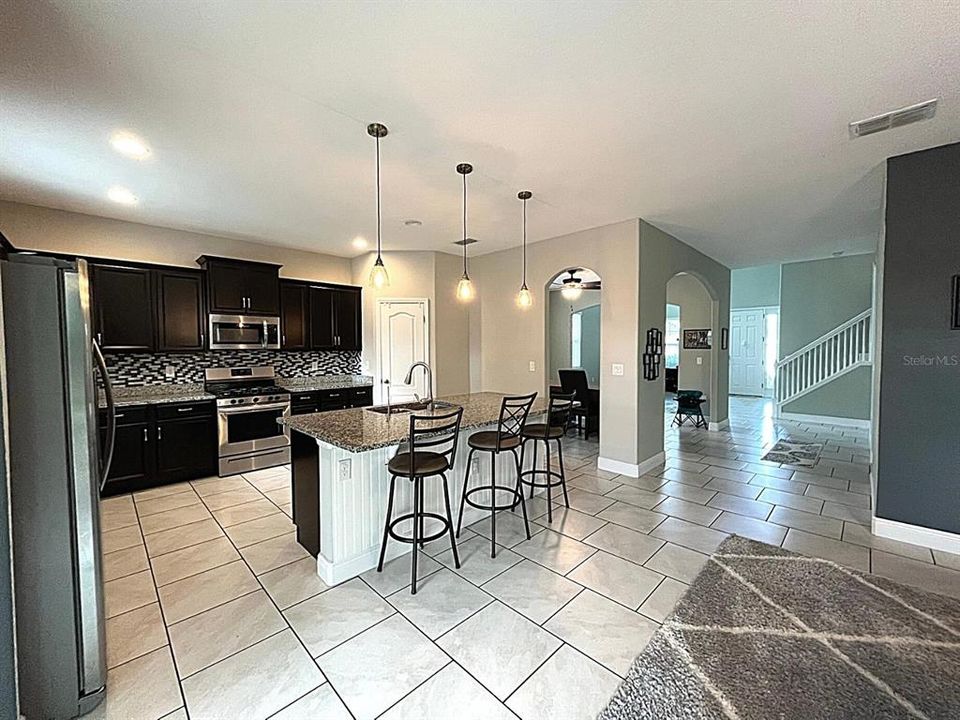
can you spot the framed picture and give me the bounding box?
[721,327,729,350]
[683,329,712,350]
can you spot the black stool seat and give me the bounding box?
[388,451,449,476]
[521,423,564,440]
[468,431,521,450]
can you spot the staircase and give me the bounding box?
[775,310,872,410]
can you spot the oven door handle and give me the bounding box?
[218,401,291,415]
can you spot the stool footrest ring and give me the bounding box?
[518,468,566,490]
[387,511,450,545]
[463,484,521,512]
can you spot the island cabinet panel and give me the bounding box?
[290,387,373,415]
[291,431,320,556]
[100,401,217,496]
[198,256,281,316]
[156,269,205,351]
[280,282,309,350]
[91,264,155,352]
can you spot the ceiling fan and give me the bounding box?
[559,268,600,300]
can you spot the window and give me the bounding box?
[571,312,582,367]
[665,304,681,369]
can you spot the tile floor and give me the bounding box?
[95,396,960,719]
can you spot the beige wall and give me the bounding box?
[0,201,352,283]
[666,273,713,393]
[470,219,641,466]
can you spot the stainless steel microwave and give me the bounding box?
[208,314,281,350]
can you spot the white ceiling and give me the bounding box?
[1,1,958,267]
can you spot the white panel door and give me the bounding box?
[377,300,429,401]
[729,309,765,396]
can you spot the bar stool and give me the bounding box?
[377,406,464,594]
[517,391,576,524]
[456,392,538,558]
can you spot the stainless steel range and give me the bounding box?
[205,366,291,476]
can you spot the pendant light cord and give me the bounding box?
[462,172,468,275]
[375,135,382,258]
[522,196,527,286]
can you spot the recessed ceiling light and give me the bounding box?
[403,219,422,227]
[352,236,368,250]
[107,186,138,205]
[110,131,151,160]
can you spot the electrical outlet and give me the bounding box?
[312,360,319,372]
[696,357,703,365]
[611,363,624,376]
[163,365,175,380]
[528,360,536,372]
[338,459,351,482]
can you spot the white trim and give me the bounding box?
[598,451,664,478]
[709,419,729,432]
[872,517,960,555]
[778,411,871,430]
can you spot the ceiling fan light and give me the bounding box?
[561,284,582,301]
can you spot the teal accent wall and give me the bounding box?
[779,253,874,420]
[731,264,781,308]
[578,304,601,386]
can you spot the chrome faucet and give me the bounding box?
[404,361,433,408]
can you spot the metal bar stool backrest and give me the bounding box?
[496,392,538,451]
[403,407,465,479]
[542,391,576,438]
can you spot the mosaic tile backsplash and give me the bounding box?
[105,350,362,386]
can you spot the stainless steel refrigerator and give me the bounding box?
[2,255,115,719]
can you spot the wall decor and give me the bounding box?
[643,327,663,381]
[721,327,729,350]
[683,328,712,350]
[952,274,960,330]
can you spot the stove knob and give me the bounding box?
[231,399,240,405]
[252,397,260,403]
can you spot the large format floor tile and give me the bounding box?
[649,516,729,554]
[534,505,608,540]
[512,528,597,574]
[151,537,240,586]
[90,647,181,720]
[782,528,870,572]
[388,568,492,638]
[258,556,330,609]
[143,519,224,558]
[104,569,158,618]
[583,523,664,565]
[643,542,709,583]
[379,663,514,720]
[482,560,581,623]
[238,532,310,575]
[318,614,449,720]
[438,601,561,700]
[157,559,259,624]
[567,550,663,609]
[433,534,523,585]
[105,602,167,669]
[270,684,351,720]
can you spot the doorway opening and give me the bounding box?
[664,272,716,432]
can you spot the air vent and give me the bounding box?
[849,99,938,138]
[452,238,478,246]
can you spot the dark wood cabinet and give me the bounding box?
[309,287,336,349]
[156,269,205,351]
[100,402,217,496]
[290,386,372,415]
[333,288,362,351]
[280,282,309,350]
[308,285,362,351]
[198,256,281,316]
[91,264,155,352]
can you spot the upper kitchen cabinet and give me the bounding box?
[155,269,205,351]
[91,264,155,352]
[309,285,361,351]
[197,255,281,316]
[280,281,309,350]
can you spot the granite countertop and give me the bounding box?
[282,391,548,452]
[100,384,214,408]
[277,375,374,392]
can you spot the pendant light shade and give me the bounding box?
[455,163,475,302]
[367,122,390,289]
[516,190,533,309]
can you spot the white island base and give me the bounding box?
[291,423,548,586]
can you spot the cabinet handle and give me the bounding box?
[282,334,286,345]
[142,428,148,442]
[157,426,163,441]
[97,332,103,346]
[200,331,205,347]
[177,407,193,413]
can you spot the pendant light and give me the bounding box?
[367,122,390,289]
[516,190,533,309]
[455,163,476,302]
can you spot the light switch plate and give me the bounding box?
[612,363,624,376]
[696,357,703,365]
[338,459,351,482]
[529,361,536,372]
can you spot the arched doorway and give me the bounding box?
[545,267,601,440]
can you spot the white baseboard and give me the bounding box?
[708,419,729,432]
[598,452,664,479]
[778,411,871,430]
[872,516,960,555]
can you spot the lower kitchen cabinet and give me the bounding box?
[290,386,373,415]
[100,401,216,496]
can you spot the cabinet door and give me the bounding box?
[91,265,155,352]
[280,283,309,349]
[309,287,336,349]
[155,416,216,483]
[156,269,205,351]
[334,289,362,350]
[207,262,248,313]
[245,265,280,315]
[100,422,153,495]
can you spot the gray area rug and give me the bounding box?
[761,440,823,466]
[599,535,960,720]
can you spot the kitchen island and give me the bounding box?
[282,392,546,585]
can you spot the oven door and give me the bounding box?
[217,401,290,457]
[209,314,281,350]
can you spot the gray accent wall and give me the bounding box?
[731,264,781,309]
[666,273,713,395]
[779,253,874,420]
[876,142,960,535]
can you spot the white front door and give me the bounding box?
[729,308,765,396]
[376,299,429,402]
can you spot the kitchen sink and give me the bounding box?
[365,400,457,414]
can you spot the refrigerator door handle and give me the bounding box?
[93,340,115,491]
